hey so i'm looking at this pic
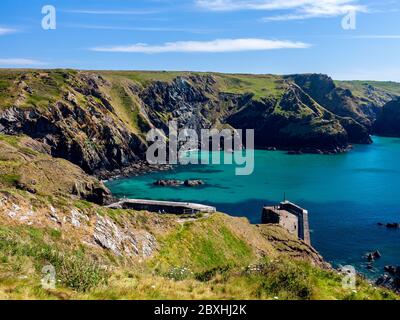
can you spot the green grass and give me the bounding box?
[151,214,254,273]
[108,82,149,133]
[0,134,22,148]
[336,80,400,101]
[0,225,108,292]
[100,70,286,100]
[215,74,286,99]
[0,173,20,186]
[99,70,194,87]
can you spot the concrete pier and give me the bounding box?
[262,201,311,245]
[107,199,216,215]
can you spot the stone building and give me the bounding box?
[262,201,311,245]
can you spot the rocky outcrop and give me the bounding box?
[140,75,216,133]
[153,179,183,187]
[153,179,205,187]
[93,214,157,257]
[0,72,147,175]
[0,135,111,205]
[376,266,400,292]
[373,98,400,137]
[286,74,374,128]
[184,179,205,187]
[227,83,371,151]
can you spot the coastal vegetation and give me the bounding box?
[0,69,400,299]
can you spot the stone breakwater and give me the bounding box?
[107,198,216,215]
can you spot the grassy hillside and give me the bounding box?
[336,80,400,108]
[336,80,400,97]
[0,134,397,300]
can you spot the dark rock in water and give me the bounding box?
[153,179,183,187]
[386,223,400,229]
[184,180,205,187]
[153,179,205,187]
[373,250,382,259]
[366,253,375,262]
[366,264,374,270]
[365,250,381,262]
[377,222,384,226]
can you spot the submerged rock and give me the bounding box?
[153,179,183,187]
[184,180,205,187]
[153,179,205,187]
[365,250,382,262]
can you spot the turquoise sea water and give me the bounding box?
[106,136,400,276]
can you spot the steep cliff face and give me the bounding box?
[139,74,217,132]
[286,74,375,128]
[0,71,147,175]
[373,98,400,137]
[336,80,400,121]
[226,82,371,150]
[0,134,111,204]
[0,70,380,175]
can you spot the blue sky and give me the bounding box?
[0,0,399,80]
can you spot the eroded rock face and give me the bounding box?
[0,70,377,180]
[286,74,374,128]
[227,83,370,151]
[93,215,157,258]
[0,104,145,175]
[0,192,159,260]
[373,98,400,137]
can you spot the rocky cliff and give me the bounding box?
[0,70,399,176]
[373,97,400,137]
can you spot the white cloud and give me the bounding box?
[68,24,216,34]
[352,35,400,39]
[196,0,367,20]
[0,58,46,66]
[0,27,16,35]
[91,38,310,53]
[64,9,158,15]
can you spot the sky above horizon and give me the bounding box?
[0,0,399,81]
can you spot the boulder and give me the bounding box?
[385,265,396,275]
[153,179,183,187]
[373,250,382,259]
[366,253,375,262]
[365,250,382,262]
[184,180,205,187]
